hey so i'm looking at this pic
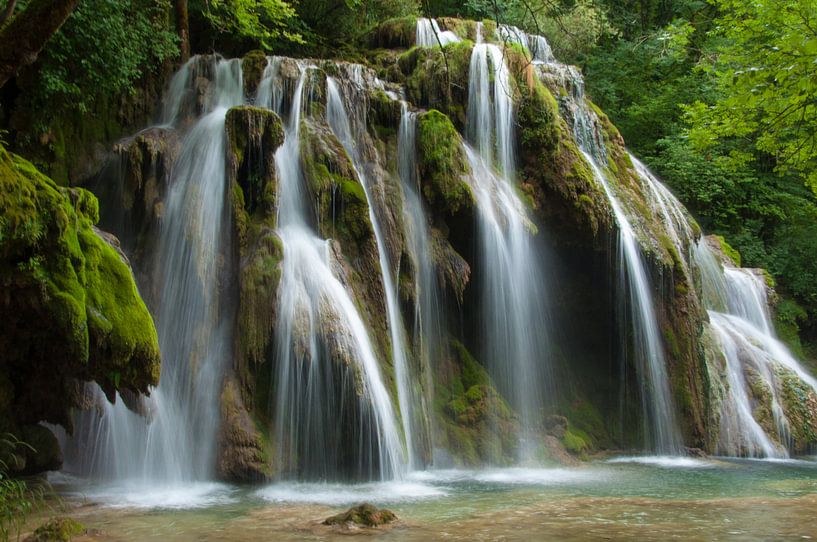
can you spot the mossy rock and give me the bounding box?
[433,339,519,465]
[712,235,742,267]
[24,518,84,542]
[226,106,284,220]
[217,377,273,482]
[323,503,397,527]
[400,40,474,128]
[242,50,268,98]
[299,118,373,242]
[416,110,474,217]
[0,146,160,446]
[369,16,417,49]
[438,17,478,41]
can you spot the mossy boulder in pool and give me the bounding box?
[323,503,397,528]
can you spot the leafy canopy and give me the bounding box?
[199,0,304,49]
[685,0,817,194]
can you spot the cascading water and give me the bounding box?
[534,42,683,454]
[61,55,244,482]
[627,116,816,458]
[416,17,460,47]
[465,29,551,458]
[695,240,817,457]
[324,74,423,469]
[496,24,554,63]
[398,102,445,465]
[260,63,405,480]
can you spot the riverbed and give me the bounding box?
[27,456,817,541]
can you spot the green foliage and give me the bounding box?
[24,0,178,122]
[296,0,418,47]
[25,518,84,542]
[197,0,303,50]
[0,434,39,542]
[685,0,817,194]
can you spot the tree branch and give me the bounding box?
[0,0,81,88]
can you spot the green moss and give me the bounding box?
[438,17,478,41]
[26,518,85,542]
[416,110,473,214]
[713,235,741,267]
[401,41,474,127]
[562,428,589,455]
[242,50,268,97]
[0,143,159,456]
[775,298,808,359]
[369,16,417,48]
[434,339,518,465]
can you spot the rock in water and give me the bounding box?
[323,504,397,528]
[24,518,84,542]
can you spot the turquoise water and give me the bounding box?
[35,457,817,541]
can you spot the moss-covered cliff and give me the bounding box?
[0,144,160,473]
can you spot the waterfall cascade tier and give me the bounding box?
[534,48,683,453]
[49,15,817,491]
[416,18,460,47]
[60,56,244,482]
[261,60,406,480]
[464,26,552,459]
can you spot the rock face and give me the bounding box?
[323,504,397,528]
[0,145,160,473]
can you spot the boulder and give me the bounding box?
[323,503,397,528]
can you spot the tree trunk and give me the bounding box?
[0,0,81,88]
[175,0,189,63]
[0,0,17,25]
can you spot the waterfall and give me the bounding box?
[261,63,405,480]
[535,51,683,453]
[398,102,445,465]
[495,24,554,63]
[465,39,551,459]
[416,18,460,47]
[695,241,817,457]
[582,152,683,454]
[61,56,244,482]
[323,74,423,469]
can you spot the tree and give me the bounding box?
[0,0,81,88]
[685,0,817,194]
[176,0,189,61]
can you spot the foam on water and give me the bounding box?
[472,467,608,485]
[62,482,238,509]
[607,456,715,468]
[256,481,446,505]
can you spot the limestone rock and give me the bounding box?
[323,503,397,528]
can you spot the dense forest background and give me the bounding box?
[1,0,815,361]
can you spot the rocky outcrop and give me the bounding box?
[0,145,160,472]
[323,503,397,528]
[217,377,271,482]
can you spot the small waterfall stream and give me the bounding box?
[261,63,405,480]
[398,103,442,466]
[464,26,551,459]
[324,74,419,469]
[61,56,244,482]
[534,50,683,453]
[416,18,460,47]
